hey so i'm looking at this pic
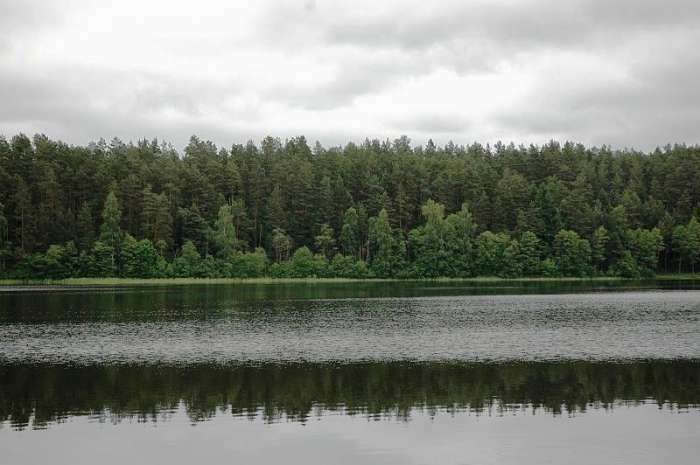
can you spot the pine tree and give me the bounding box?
[99,191,123,272]
[340,207,360,258]
[75,201,95,251]
[314,224,336,258]
[268,185,287,231]
[213,204,240,259]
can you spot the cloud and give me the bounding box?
[493,30,700,148]
[388,113,470,134]
[0,0,698,151]
[323,0,700,52]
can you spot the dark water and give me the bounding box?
[1,281,699,464]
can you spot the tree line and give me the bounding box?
[1,133,699,279]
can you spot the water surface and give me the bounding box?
[1,281,698,464]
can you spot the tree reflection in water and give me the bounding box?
[1,360,698,430]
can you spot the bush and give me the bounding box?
[330,254,370,278]
[229,248,268,278]
[609,251,640,278]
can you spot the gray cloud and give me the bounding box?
[388,113,470,135]
[324,0,700,52]
[494,30,700,148]
[0,0,698,151]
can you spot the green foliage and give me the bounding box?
[14,242,79,280]
[86,241,116,277]
[368,209,405,278]
[409,200,451,277]
[609,251,640,278]
[330,254,369,278]
[672,217,700,273]
[592,226,610,273]
[0,202,9,272]
[227,248,268,278]
[553,230,592,277]
[2,134,699,280]
[213,204,241,259]
[121,235,164,278]
[539,258,558,277]
[340,207,360,258]
[271,228,292,262]
[99,191,122,250]
[625,228,664,277]
[173,241,201,277]
[475,231,512,277]
[314,224,335,258]
[276,246,329,278]
[142,186,173,251]
[517,231,542,276]
[75,202,95,251]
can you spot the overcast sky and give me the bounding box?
[1,0,699,151]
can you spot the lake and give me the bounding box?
[1,281,699,464]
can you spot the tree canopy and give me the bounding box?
[1,133,699,279]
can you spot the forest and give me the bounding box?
[0,133,699,280]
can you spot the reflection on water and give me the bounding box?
[1,360,698,430]
[1,283,700,465]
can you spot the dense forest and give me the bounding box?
[1,133,699,280]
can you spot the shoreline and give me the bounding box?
[0,274,698,287]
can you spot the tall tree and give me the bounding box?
[75,201,95,251]
[340,207,360,258]
[314,224,336,258]
[553,230,592,277]
[142,186,173,250]
[99,191,123,272]
[213,204,241,259]
[368,209,405,277]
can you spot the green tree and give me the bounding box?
[177,205,211,256]
[368,209,405,277]
[474,231,512,277]
[314,224,335,258]
[122,236,163,278]
[625,228,664,277]
[99,191,123,272]
[409,200,451,277]
[229,248,268,278]
[12,176,32,252]
[271,228,292,262]
[86,241,116,277]
[591,226,609,274]
[517,231,542,276]
[330,254,369,278]
[75,201,95,251]
[340,207,360,258]
[142,187,173,251]
[172,240,201,277]
[673,217,700,273]
[268,185,287,230]
[494,169,529,231]
[287,246,328,278]
[687,217,700,273]
[213,204,241,259]
[445,203,477,277]
[0,202,8,272]
[553,230,592,277]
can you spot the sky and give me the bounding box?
[1,0,699,151]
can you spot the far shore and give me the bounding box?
[0,274,698,287]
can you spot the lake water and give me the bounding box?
[1,281,699,464]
